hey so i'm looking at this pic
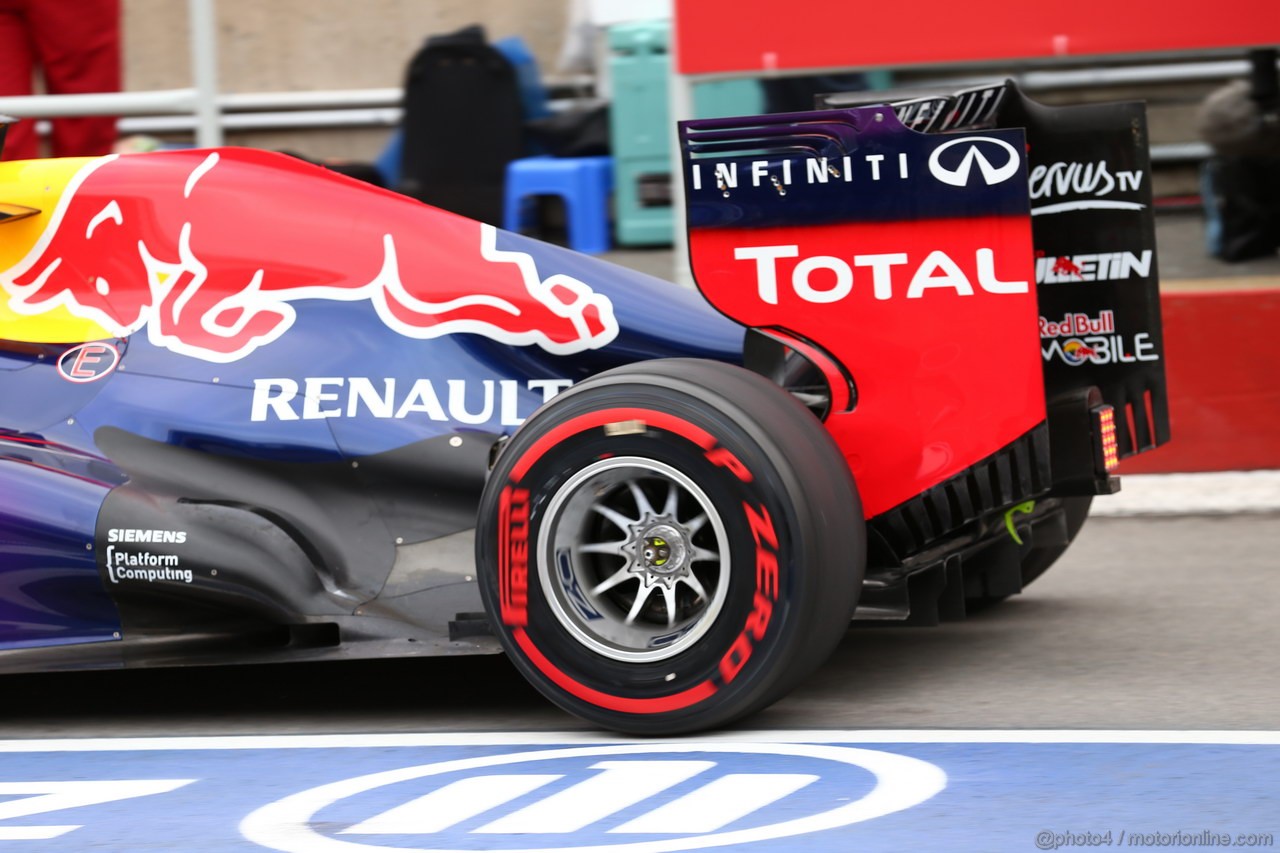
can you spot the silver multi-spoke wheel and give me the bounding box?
[537,456,730,663]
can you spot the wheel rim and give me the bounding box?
[537,456,731,663]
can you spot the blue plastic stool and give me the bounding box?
[503,156,613,254]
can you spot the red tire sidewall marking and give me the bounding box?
[495,405,782,716]
[509,407,719,480]
[496,485,531,627]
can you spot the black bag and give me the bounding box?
[397,25,525,224]
[526,104,611,158]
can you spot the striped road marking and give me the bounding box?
[0,731,1274,852]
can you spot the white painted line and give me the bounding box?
[0,730,1278,752]
[612,773,819,834]
[1093,470,1280,516]
[0,827,72,841]
[476,761,715,834]
[342,774,560,835]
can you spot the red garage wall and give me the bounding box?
[1122,288,1280,474]
[675,0,1280,74]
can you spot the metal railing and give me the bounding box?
[0,0,224,147]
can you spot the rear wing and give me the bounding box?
[820,81,1171,460]
[679,81,1169,534]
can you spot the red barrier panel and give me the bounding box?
[675,0,1279,75]
[1121,288,1280,473]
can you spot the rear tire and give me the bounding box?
[475,359,865,735]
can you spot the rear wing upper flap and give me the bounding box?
[821,80,1011,133]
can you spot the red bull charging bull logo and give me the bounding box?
[1,150,618,363]
[1051,256,1083,279]
[1060,339,1097,364]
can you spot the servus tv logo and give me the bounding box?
[1029,160,1146,217]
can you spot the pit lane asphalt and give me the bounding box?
[3,511,1276,737]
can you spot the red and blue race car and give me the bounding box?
[0,81,1167,734]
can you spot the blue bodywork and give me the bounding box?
[0,225,742,659]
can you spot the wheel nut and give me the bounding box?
[644,536,671,567]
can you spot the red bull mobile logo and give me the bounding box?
[1,150,619,363]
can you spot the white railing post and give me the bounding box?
[189,0,223,147]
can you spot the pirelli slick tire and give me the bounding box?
[475,359,865,735]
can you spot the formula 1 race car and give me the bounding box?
[0,81,1168,734]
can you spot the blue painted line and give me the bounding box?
[0,732,1274,852]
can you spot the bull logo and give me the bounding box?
[1061,338,1097,365]
[1052,256,1084,278]
[1,151,618,363]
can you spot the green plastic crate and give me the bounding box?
[608,20,762,246]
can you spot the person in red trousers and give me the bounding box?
[0,0,121,160]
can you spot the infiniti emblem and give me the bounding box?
[928,136,1021,187]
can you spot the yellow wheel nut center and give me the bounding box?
[643,536,671,567]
